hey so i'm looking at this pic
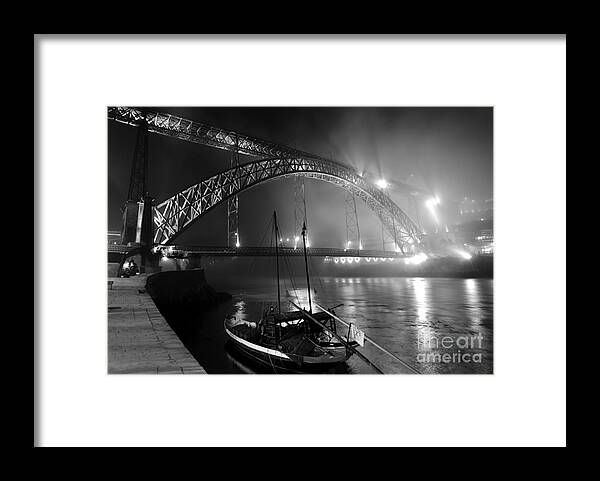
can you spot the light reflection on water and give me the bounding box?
[214,276,493,374]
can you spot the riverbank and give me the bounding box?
[107,274,206,374]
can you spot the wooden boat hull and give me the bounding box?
[224,324,351,373]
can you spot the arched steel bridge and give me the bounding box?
[108,107,424,255]
[152,156,422,252]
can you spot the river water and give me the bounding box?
[165,275,493,374]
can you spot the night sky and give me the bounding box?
[108,107,493,248]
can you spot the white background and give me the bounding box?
[36,35,566,447]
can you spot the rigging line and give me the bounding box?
[306,254,327,305]
[270,218,277,309]
[280,243,300,307]
[282,256,300,309]
[290,302,384,374]
[248,214,273,276]
[313,302,421,374]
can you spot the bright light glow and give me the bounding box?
[354,257,360,263]
[376,179,388,189]
[122,262,129,269]
[235,241,240,248]
[404,252,428,265]
[295,236,299,242]
[359,242,363,250]
[347,241,351,247]
[426,196,441,208]
[425,196,440,223]
[457,250,472,260]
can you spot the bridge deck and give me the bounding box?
[108,244,409,258]
[157,245,408,258]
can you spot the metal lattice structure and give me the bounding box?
[156,245,406,258]
[127,120,148,201]
[345,191,361,250]
[152,156,422,253]
[108,106,326,161]
[227,137,240,247]
[294,176,307,245]
[109,107,424,255]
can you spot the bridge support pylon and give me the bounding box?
[227,136,240,248]
[294,176,307,245]
[120,117,158,272]
[345,191,361,250]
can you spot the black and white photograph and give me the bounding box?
[108,107,494,375]
[35,35,566,447]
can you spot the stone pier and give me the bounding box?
[108,274,206,374]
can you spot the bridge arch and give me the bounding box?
[152,156,423,253]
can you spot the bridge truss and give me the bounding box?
[153,156,422,254]
[108,107,325,161]
[108,107,424,255]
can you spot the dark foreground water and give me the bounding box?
[163,276,493,374]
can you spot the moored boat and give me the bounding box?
[224,212,361,373]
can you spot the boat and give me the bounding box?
[224,212,360,373]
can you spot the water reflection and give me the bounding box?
[412,278,429,322]
[464,278,482,329]
[166,276,493,374]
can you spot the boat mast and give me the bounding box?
[301,221,313,313]
[274,211,281,314]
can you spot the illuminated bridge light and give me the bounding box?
[376,179,388,189]
[405,252,428,265]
